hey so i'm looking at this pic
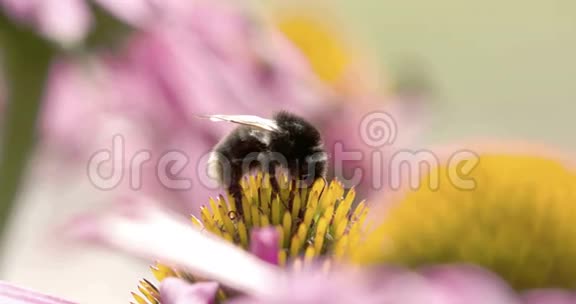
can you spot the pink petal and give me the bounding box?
[422,264,521,304]
[64,197,281,296]
[0,0,40,21]
[229,265,527,304]
[229,268,445,304]
[147,0,210,21]
[36,0,92,46]
[94,0,154,26]
[250,228,280,265]
[41,60,100,155]
[0,281,77,304]
[160,278,218,304]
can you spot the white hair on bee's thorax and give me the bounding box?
[306,151,328,163]
[207,151,224,185]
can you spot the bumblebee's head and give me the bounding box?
[271,111,327,180]
[274,112,321,147]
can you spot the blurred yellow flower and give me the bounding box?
[352,152,576,290]
[272,7,390,103]
[276,11,352,86]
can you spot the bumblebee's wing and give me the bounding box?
[197,114,280,132]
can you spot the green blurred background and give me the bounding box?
[334,0,576,147]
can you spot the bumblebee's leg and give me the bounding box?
[227,166,244,218]
[296,158,326,189]
[292,166,320,207]
[267,161,280,198]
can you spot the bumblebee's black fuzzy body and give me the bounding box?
[208,111,327,215]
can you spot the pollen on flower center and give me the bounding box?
[195,173,367,266]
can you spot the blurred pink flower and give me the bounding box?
[35,0,424,214]
[61,197,575,304]
[0,0,91,46]
[522,290,576,304]
[158,227,279,304]
[0,280,77,304]
[160,279,219,304]
[66,197,281,297]
[229,266,521,304]
[0,0,197,45]
[37,1,329,214]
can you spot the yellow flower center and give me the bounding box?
[194,173,367,265]
[352,154,576,290]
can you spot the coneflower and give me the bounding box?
[133,173,368,303]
